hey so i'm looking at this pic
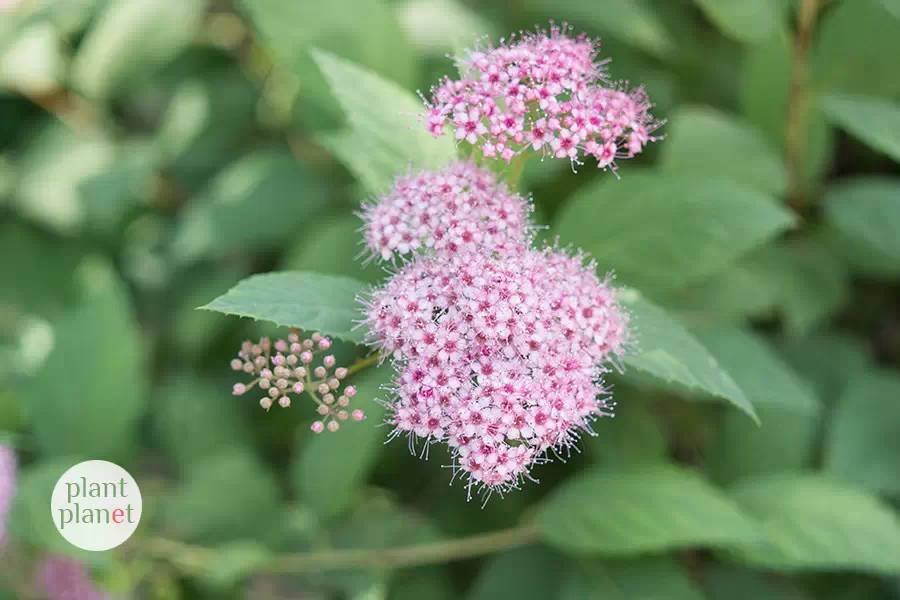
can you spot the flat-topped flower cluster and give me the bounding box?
[424,25,659,169]
[362,161,629,494]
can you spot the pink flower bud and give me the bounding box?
[345,386,357,398]
[323,355,335,367]
[335,367,348,379]
[314,366,327,379]
[259,379,271,389]
[312,332,322,342]
[288,331,300,343]
[293,382,304,394]
[275,339,288,352]
[268,387,280,398]
[327,420,340,432]
[323,393,335,404]
[318,338,332,350]
[290,342,302,354]
[338,395,349,407]
[242,362,254,373]
[260,397,273,410]
[311,421,324,433]
[230,359,243,371]
[232,383,246,396]
[317,404,330,416]
[337,410,349,421]
[276,378,288,389]
[351,409,365,421]
[328,378,339,390]
[278,396,291,408]
[300,351,313,364]
[317,383,330,395]
[293,367,307,378]
[272,354,285,366]
[260,368,273,379]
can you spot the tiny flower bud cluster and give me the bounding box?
[0,444,15,546]
[361,161,532,261]
[362,165,629,496]
[424,25,659,170]
[230,330,364,433]
[38,556,109,600]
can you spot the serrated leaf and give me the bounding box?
[291,365,392,519]
[821,94,900,162]
[26,260,145,459]
[693,0,781,43]
[660,106,786,196]
[170,149,328,264]
[825,370,900,496]
[823,177,900,275]
[728,474,900,574]
[538,464,759,555]
[554,173,795,294]
[311,48,457,193]
[201,271,367,344]
[619,290,756,420]
[561,557,704,600]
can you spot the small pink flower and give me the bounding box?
[0,444,16,546]
[38,556,109,600]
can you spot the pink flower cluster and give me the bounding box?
[363,164,628,495]
[38,556,109,600]
[230,330,363,433]
[361,161,531,262]
[424,26,658,169]
[0,444,15,546]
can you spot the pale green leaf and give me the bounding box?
[561,557,704,600]
[281,214,385,284]
[728,474,900,574]
[620,290,756,420]
[202,271,367,344]
[776,238,849,335]
[312,49,456,192]
[468,546,567,600]
[554,173,795,294]
[395,0,495,53]
[291,365,392,519]
[539,464,760,555]
[778,333,873,405]
[660,106,787,196]
[825,370,900,496]
[693,0,781,43]
[822,94,900,162]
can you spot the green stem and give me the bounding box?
[346,352,381,377]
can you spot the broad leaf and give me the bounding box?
[728,474,900,574]
[693,0,781,43]
[825,370,900,496]
[561,557,704,600]
[201,271,367,344]
[554,173,795,294]
[468,546,567,600]
[281,214,385,284]
[539,464,759,555]
[586,393,667,468]
[312,49,457,193]
[620,290,756,420]
[396,0,495,53]
[821,94,900,162]
[291,365,392,519]
[660,106,786,196]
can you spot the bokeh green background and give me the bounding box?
[1,0,899,598]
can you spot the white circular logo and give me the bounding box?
[50,460,142,551]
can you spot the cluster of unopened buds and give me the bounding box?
[230,330,363,433]
[362,161,629,497]
[424,24,659,169]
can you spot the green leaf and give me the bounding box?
[311,48,457,193]
[693,0,781,43]
[825,370,900,496]
[196,541,273,589]
[660,106,787,196]
[586,393,667,468]
[538,464,759,555]
[71,0,206,100]
[702,565,815,600]
[170,149,328,264]
[728,474,900,574]
[281,214,385,284]
[395,0,495,53]
[821,94,900,161]
[554,173,795,294]
[0,23,64,95]
[26,260,145,459]
[823,177,900,275]
[561,557,704,600]
[522,0,673,58]
[619,290,756,420]
[777,333,873,405]
[163,451,281,544]
[468,546,567,600]
[201,271,367,344]
[776,238,848,335]
[291,365,392,519]
[811,0,900,98]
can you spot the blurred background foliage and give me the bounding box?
[1,0,899,598]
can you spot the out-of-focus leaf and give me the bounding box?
[196,541,273,589]
[170,150,328,263]
[660,106,786,196]
[538,464,759,555]
[395,0,494,53]
[281,214,385,284]
[776,238,849,335]
[153,374,252,471]
[822,95,900,162]
[811,0,900,98]
[693,0,781,43]
[702,565,815,600]
[825,370,900,496]
[561,557,704,600]
[71,0,206,100]
[554,173,795,294]
[778,333,872,405]
[823,177,900,275]
[587,394,667,467]
[728,474,900,574]
[620,290,756,421]
[163,451,281,543]
[468,546,567,600]
[311,49,457,193]
[523,0,673,58]
[291,365,391,519]
[0,23,63,95]
[170,268,246,358]
[26,259,145,460]
[201,271,367,344]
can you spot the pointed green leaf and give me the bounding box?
[822,94,900,162]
